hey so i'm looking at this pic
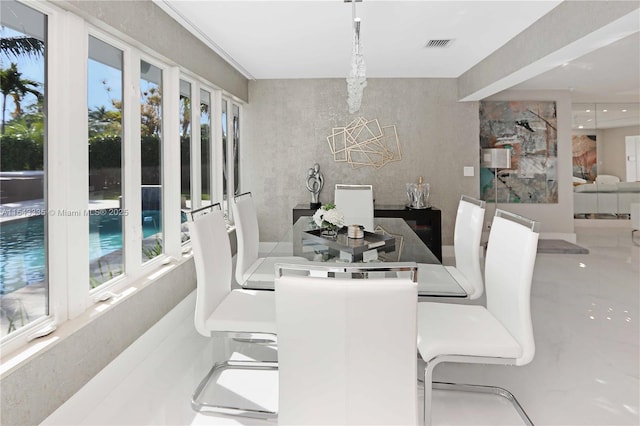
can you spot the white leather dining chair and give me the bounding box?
[334,184,375,231]
[418,195,486,299]
[417,209,539,425]
[232,192,306,286]
[274,263,419,425]
[187,203,277,418]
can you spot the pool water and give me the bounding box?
[0,216,46,295]
[0,211,164,295]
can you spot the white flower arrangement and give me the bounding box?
[312,203,344,229]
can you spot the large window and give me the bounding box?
[200,89,211,206]
[140,60,163,262]
[232,103,241,197]
[0,1,245,351]
[222,99,228,206]
[88,35,124,288]
[0,0,47,338]
[179,79,191,211]
[179,79,191,242]
[221,98,241,219]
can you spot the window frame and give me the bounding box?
[0,0,246,355]
[1,0,58,353]
[86,31,127,292]
[176,74,230,220]
[179,77,196,214]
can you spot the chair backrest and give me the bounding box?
[484,210,539,366]
[275,273,418,425]
[187,204,232,337]
[231,192,259,285]
[334,184,374,231]
[453,195,486,299]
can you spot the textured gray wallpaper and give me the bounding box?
[243,78,481,244]
[243,80,576,244]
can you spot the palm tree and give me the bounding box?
[88,105,110,136]
[1,63,42,134]
[1,36,44,59]
[88,105,122,137]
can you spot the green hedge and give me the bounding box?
[0,135,44,171]
[89,135,122,169]
[1,134,194,173]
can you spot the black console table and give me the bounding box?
[292,203,442,261]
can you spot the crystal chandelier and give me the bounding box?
[346,0,366,114]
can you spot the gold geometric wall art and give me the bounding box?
[326,117,402,169]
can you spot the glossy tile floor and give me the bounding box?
[43,225,639,426]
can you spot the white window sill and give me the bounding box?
[0,251,194,379]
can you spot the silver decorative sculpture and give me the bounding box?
[306,163,324,209]
[406,176,430,209]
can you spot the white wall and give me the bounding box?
[600,125,640,180]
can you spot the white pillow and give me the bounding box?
[595,174,620,184]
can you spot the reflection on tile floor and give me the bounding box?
[43,226,639,425]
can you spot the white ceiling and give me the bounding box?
[157,0,640,127]
[513,31,640,129]
[512,31,640,104]
[157,0,562,79]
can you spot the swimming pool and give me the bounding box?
[0,211,163,295]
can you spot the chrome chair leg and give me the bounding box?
[191,359,278,419]
[430,381,534,426]
[420,357,534,426]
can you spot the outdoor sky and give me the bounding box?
[2,26,223,133]
[2,26,123,124]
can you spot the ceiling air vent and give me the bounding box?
[425,39,453,48]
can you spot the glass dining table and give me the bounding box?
[242,217,467,298]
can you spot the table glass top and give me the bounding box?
[244,217,466,297]
[272,217,438,264]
